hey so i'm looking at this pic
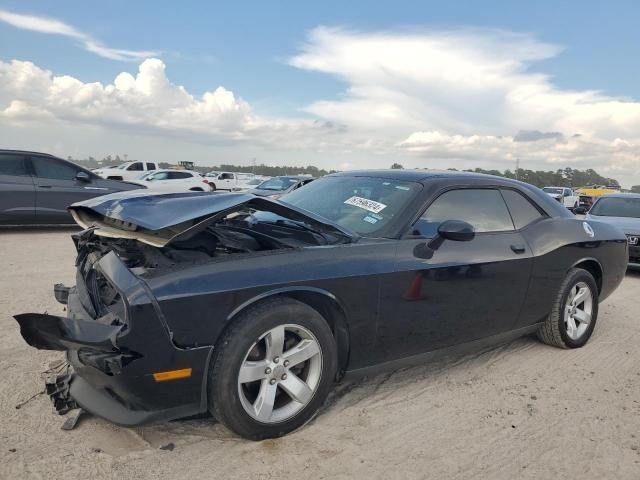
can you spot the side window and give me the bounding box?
[0,154,29,176]
[168,171,191,180]
[220,173,234,180]
[414,189,514,237]
[127,162,143,171]
[501,189,545,230]
[148,171,169,180]
[146,163,155,170]
[31,156,79,180]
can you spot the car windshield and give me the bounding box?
[542,187,563,194]
[590,197,640,218]
[257,177,300,191]
[281,176,421,236]
[116,163,131,170]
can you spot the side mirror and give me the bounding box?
[75,171,90,183]
[437,220,475,242]
[573,206,587,215]
[414,220,475,259]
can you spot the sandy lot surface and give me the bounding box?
[1,229,639,480]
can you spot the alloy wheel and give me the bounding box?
[564,281,593,340]
[237,324,323,423]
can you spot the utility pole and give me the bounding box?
[515,158,520,180]
[252,157,256,175]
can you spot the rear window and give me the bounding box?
[168,171,192,179]
[501,189,545,229]
[590,197,640,218]
[0,154,28,176]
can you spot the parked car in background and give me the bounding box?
[249,175,315,199]
[15,170,628,440]
[129,169,212,192]
[586,193,640,267]
[542,187,579,209]
[574,185,622,214]
[93,161,159,181]
[0,150,142,225]
[205,172,247,191]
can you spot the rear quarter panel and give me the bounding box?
[515,216,627,329]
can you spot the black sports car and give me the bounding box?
[15,170,628,440]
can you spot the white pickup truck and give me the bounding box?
[204,171,254,191]
[542,187,580,209]
[93,161,159,181]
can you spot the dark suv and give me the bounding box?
[0,150,142,225]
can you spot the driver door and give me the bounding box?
[29,155,106,224]
[376,188,533,363]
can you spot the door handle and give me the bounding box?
[510,244,526,254]
[38,185,52,188]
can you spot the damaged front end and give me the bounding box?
[15,191,354,426]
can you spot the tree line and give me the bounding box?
[68,155,624,189]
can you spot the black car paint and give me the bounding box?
[0,150,141,225]
[15,170,628,426]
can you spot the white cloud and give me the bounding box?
[0,9,157,61]
[1,25,640,185]
[0,58,340,149]
[288,26,640,182]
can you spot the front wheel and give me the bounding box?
[537,268,599,348]
[208,297,337,440]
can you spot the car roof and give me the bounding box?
[272,175,315,180]
[596,193,640,199]
[0,149,57,157]
[150,169,198,174]
[331,168,519,184]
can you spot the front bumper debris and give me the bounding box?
[54,283,70,305]
[15,246,213,427]
[44,362,78,415]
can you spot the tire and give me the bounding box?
[189,187,204,192]
[208,297,337,440]
[537,268,599,348]
[209,183,217,191]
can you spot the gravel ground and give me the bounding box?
[1,229,639,480]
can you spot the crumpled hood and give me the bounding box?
[69,191,356,247]
[586,214,640,235]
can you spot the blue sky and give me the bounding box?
[0,1,639,184]
[2,1,639,109]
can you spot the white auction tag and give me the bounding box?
[344,196,387,213]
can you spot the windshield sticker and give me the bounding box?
[363,216,379,224]
[344,196,387,213]
[370,213,383,220]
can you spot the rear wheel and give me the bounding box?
[209,183,217,191]
[208,297,337,440]
[537,268,598,348]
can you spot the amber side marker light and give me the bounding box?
[153,368,192,382]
